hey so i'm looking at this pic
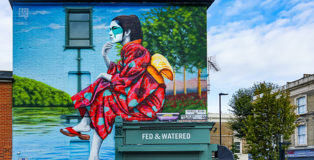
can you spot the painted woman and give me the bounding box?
[60,15,173,160]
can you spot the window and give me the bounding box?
[234,142,241,153]
[297,125,306,145]
[296,96,306,114]
[66,8,92,48]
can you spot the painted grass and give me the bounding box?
[162,91,207,114]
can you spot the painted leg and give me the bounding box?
[89,130,103,160]
[72,112,91,132]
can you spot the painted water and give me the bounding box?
[13,107,115,160]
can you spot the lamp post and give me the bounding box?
[219,93,228,146]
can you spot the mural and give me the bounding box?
[13,4,207,160]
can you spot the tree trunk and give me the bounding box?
[173,69,176,96]
[184,66,187,95]
[198,68,201,98]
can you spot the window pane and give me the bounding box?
[69,40,90,46]
[69,13,89,21]
[297,97,306,106]
[298,125,306,145]
[298,105,305,114]
[235,142,241,153]
[69,22,89,39]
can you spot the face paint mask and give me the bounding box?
[112,27,123,39]
[109,20,123,43]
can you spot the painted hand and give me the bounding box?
[102,42,113,57]
[97,73,112,81]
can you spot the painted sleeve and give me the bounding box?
[107,61,122,75]
[110,47,150,94]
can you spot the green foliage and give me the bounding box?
[239,82,297,160]
[229,88,254,138]
[229,82,278,138]
[141,6,207,72]
[115,43,123,63]
[13,75,73,107]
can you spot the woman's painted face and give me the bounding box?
[109,20,123,43]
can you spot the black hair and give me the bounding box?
[112,15,143,42]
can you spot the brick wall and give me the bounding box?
[0,82,12,160]
[210,122,234,149]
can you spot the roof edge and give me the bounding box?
[9,0,215,8]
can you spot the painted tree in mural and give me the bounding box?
[13,75,73,107]
[141,6,207,96]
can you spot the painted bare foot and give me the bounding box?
[71,113,92,132]
[72,122,91,132]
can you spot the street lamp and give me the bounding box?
[219,92,228,146]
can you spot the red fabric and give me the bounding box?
[71,40,166,140]
[65,127,81,135]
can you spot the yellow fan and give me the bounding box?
[147,53,174,84]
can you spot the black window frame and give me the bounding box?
[65,8,93,49]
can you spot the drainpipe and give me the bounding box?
[77,48,81,92]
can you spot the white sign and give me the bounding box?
[181,114,207,120]
[185,110,206,115]
[142,133,191,140]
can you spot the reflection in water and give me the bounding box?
[13,107,115,160]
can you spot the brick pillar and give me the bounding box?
[0,82,12,160]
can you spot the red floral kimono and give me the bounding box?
[71,39,165,140]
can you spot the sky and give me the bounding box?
[1,0,314,113]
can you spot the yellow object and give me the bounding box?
[151,54,174,79]
[147,54,174,84]
[147,65,165,84]
[162,114,173,117]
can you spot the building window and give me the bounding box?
[66,8,92,48]
[297,125,306,145]
[296,96,306,114]
[234,142,241,153]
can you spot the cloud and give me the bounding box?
[261,0,280,8]
[279,1,314,25]
[15,22,27,25]
[30,10,50,15]
[17,23,63,33]
[93,24,109,30]
[207,0,314,113]
[138,8,151,12]
[48,23,63,29]
[94,16,108,23]
[111,9,124,13]
[0,0,12,71]
[19,26,41,33]
[225,0,258,17]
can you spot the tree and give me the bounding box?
[229,88,254,138]
[141,6,207,95]
[244,83,297,160]
[229,83,278,138]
